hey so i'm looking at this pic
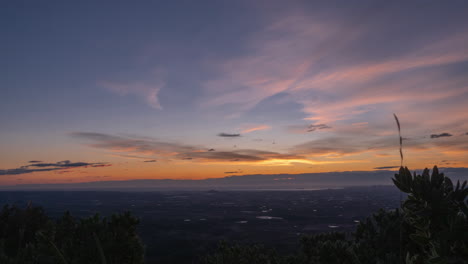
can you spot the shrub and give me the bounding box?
[393,166,468,263]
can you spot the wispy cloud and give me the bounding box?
[240,124,271,134]
[0,160,111,176]
[307,124,331,132]
[218,133,241,137]
[374,166,400,170]
[71,132,312,164]
[430,133,453,139]
[72,132,197,157]
[185,149,304,163]
[200,10,468,135]
[287,123,332,134]
[292,130,468,159]
[100,69,165,109]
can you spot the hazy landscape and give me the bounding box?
[1,1,468,263]
[1,168,467,191]
[0,186,402,263]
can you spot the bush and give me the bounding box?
[393,166,468,263]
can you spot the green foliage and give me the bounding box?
[0,205,145,264]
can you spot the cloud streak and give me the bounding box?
[0,160,111,176]
[71,132,311,164]
[288,123,332,134]
[430,133,453,139]
[307,124,331,132]
[218,133,241,137]
[100,69,166,109]
[292,129,468,160]
[374,166,400,170]
[199,8,468,138]
[240,124,271,134]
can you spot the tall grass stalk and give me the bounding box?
[37,231,68,264]
[393,113,403,166]
[93,232,108,264]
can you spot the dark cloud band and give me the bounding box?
[374,166,400,170]
[430,133,453,139]
[307,124,332,132]
[0,160,111,176]
[72,131,305,163]
[218,133,241,137]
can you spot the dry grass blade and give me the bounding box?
[393,113,405,264]
[93,232,108,264]
[393,113,404,167]
[37,231,68,264]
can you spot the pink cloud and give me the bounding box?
[199,11,468,139]
[240,124,271,134]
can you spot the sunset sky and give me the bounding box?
[1,1,468,185]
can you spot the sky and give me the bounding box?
[1,0,468,186]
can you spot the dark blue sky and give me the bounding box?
[1,0,468,184]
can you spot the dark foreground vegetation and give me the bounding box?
[204,167,468,264]
[0,206,144,263]
[1,166,467,263]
